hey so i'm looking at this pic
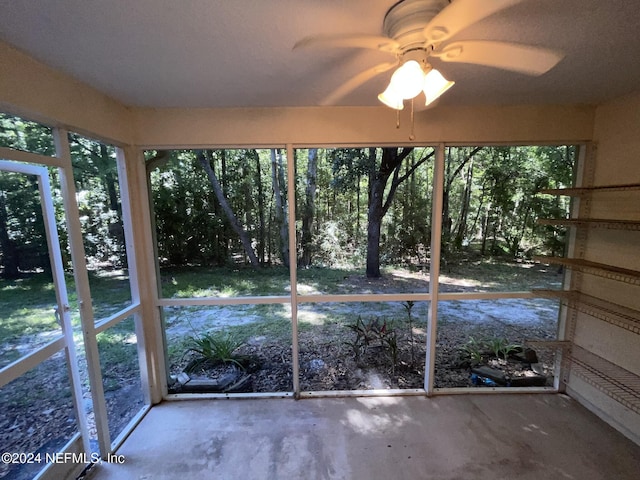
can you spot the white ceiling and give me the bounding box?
[1,0,639,109]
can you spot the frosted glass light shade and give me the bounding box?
[423,68,455,106]
[389,60,425,99]
[378,85,405,110]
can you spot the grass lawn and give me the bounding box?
[159,264,356,297]
[0,269,133,365]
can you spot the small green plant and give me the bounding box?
[486,337,520,360]
[345,316,398,367]
[345,316,388,347]
[498,342,521,360]
[402,300,416,366]
[384,330,399,371]
[461,336,485,365]
[184,331,246,372]
[486,337,508,359]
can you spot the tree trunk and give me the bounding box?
[366,147,418,278]
[443,146,483,253]
[0,191,20,279]
[99,144,120,213]
[469,183,487,243]
[220,150,231,261]
[254,150,266,264]
[442,148,452,249]
[513,202,532,257]
[355,174,360,247]
[300,148,317,267]
[366,175,386,278]
[271,149,289,267]
[490,211,499,254]
[480,202,492,256]
[454,158,474,249]
[241,158,253,264]
[196,150,260,267]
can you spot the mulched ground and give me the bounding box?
[0,352,142,480]
[172,311,557,394]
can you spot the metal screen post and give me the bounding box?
[425,144,444,394]
[286,144,301,397]
[53,128,112,455]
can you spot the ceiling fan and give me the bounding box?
[293,0,564,109]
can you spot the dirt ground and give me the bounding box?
[172,304,557,394]
[0,352,143,480]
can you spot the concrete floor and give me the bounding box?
[87,394,640,480]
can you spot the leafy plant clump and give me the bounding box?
[460,336,521,365]
[460,336,485,365]
[486,337,508,359]
[499,341,521,360]
[486,337,521,360]
[183,331,248,372]
[344,316,398,367]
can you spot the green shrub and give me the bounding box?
[184,331,246,372]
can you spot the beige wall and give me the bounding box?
[566,91,640,444]
[131,104,594,147]
[0,42,133,145]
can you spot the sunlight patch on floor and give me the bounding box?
[342,408,394,434]
[342,398,412,434]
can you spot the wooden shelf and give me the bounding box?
[539,183,640,196]
[534,257,640,286]
[569,293,640,335]
[525,339,571,350]
[531,288,570,299]
[537,218,640,231]
[533,290,640,335]
[569,345,640,415]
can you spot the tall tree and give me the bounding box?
[197,150,260,267]
[252,150,266,264]
[453,157,474,249]
[442,146,483,254]
[0,114,54,276]
[366,147,434,278]
[0,113,55,155]
[300,149,317,267]
[271,149,289,267]
[0,172,48,277]
[0,188,19,279]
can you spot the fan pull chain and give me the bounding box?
[396,109,400,129]
[409,98,416,141]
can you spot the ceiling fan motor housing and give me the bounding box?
[383,0,449,51]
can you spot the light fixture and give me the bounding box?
[378,59,454,110]
[378,85,405,110]
[423,68,455,107]
[389,60,425,99]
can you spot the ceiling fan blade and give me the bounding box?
[320,62,397,105]
[293,34,400,53]
[424,0,525,45]
[433,41,564,75]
